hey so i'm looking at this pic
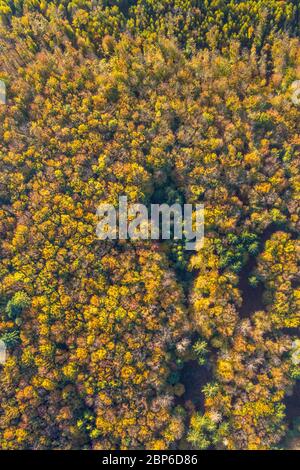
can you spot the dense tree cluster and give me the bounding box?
[0,0,299,55]
[0,0,299,450]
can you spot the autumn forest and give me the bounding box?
[0,0,299,451]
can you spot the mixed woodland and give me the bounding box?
[0,0,299,450]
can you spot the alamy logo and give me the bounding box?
[0,80,6,105]
[291,340,300,365]
[96,196,204,251]
[291,80,300,105]
[0,340,7,365]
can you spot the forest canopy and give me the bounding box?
[0,0,299,450]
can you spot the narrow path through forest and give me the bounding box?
[177,223,299,424]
